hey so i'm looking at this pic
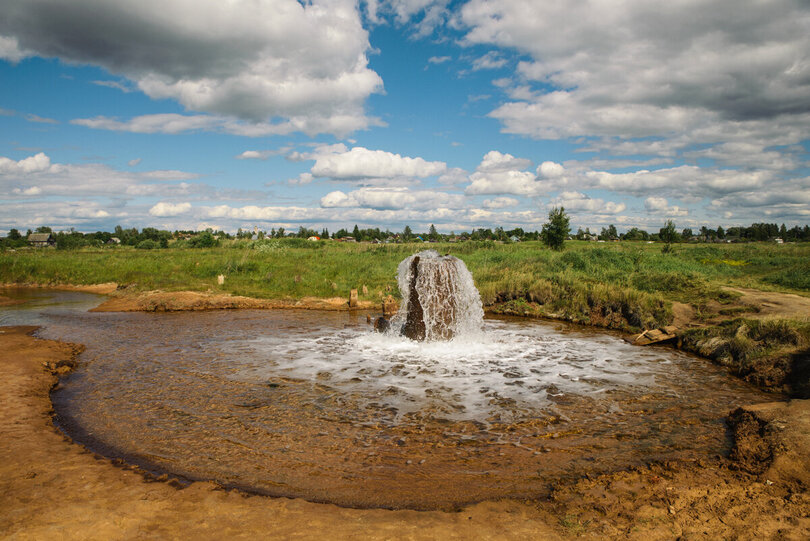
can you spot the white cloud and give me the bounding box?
[537,161,564,179]
[428,55,451,64]
[12,186,42,196]
[320,187,466,210]
[149,202,192,217]
[644,196,689,217]
[2,0,383,136]
[552,191,627,215]
[471,51,507,71]
[0,35,29,62]
[237,150,273,160]
[457,0,810,195]
[310,147,446,180]
[288,172,314,185]
[482,197,519,209]
[477,150,531,172]
[128,158,142,167]
[465,150,542,196]
[0,152,51,174]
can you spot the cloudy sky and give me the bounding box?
[1,0,808,234]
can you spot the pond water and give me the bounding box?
[1,288,774,510]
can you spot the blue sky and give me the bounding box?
[1,0,809,234]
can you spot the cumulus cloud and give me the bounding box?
[149,202,192,217]
[457,0,810,191]
[482,196,519,209]
[320,187,465,210]
[465,150,543,196]
[0,152,51,174]
[1,0,383,136]
[552,191,627,215]
[537,161,564,179]
[310,147,446,180]
[644,196,689,217]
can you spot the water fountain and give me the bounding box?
[388,250,484,341]
[8,263,770,510]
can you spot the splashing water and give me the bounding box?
[390,250,484,341]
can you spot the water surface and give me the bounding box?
[1,289,774,510]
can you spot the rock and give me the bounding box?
[382,295,398,318]
[402,257,426,340]
[217,274,225,285]
[349,289,358,307]
[362,285,368,295]
[331,282,337,290]
[374,317,390,333]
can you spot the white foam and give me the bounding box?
[239,319,668,424]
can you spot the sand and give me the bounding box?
[1,326,809,539]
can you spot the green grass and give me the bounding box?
[2,239,809,333]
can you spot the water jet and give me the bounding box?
[391,250,483,341]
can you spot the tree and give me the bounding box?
[403,225,413,241]
[541,207,571,251]
[352,224,361,240]
[428,224,439,241]
[659,220,678,252]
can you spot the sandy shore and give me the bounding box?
[1,326,809,539]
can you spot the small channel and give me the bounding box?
[2,289,775,510]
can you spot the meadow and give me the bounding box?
[2,239,808,329]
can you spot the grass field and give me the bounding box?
[2,239,809,329]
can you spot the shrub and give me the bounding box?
[136,239,159,250]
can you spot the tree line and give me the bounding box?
[2,219,809,250]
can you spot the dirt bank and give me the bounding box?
[1,327,809,539]
[91,289,377,312]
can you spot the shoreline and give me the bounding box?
[1,326,808,538]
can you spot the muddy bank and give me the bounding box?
[90,290,378,312]
[1,327,809,539]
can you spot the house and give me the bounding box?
[307,236,320,241]
[27,233,55,247]
[107,237,121,245]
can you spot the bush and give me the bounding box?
[136,239,159,250]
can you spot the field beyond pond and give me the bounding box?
[2,239,809,330]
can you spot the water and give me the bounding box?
[391,250,484,340]
[1,289,775,510]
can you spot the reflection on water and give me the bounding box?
[1,290,775,510]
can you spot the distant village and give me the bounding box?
[2,221,809,250]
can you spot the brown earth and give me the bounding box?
[91,290,376,312]
[2,327,809,539]
[724,287,810,320]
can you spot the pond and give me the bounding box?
[1,288,774,510]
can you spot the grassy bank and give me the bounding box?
[680,318,810,397]
[2,239,809,331]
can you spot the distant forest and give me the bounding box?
[2,221,809,250]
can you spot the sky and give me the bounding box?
[1,0,809,235]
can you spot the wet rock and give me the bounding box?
[374,317,390,333]
[349,289,358,307]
